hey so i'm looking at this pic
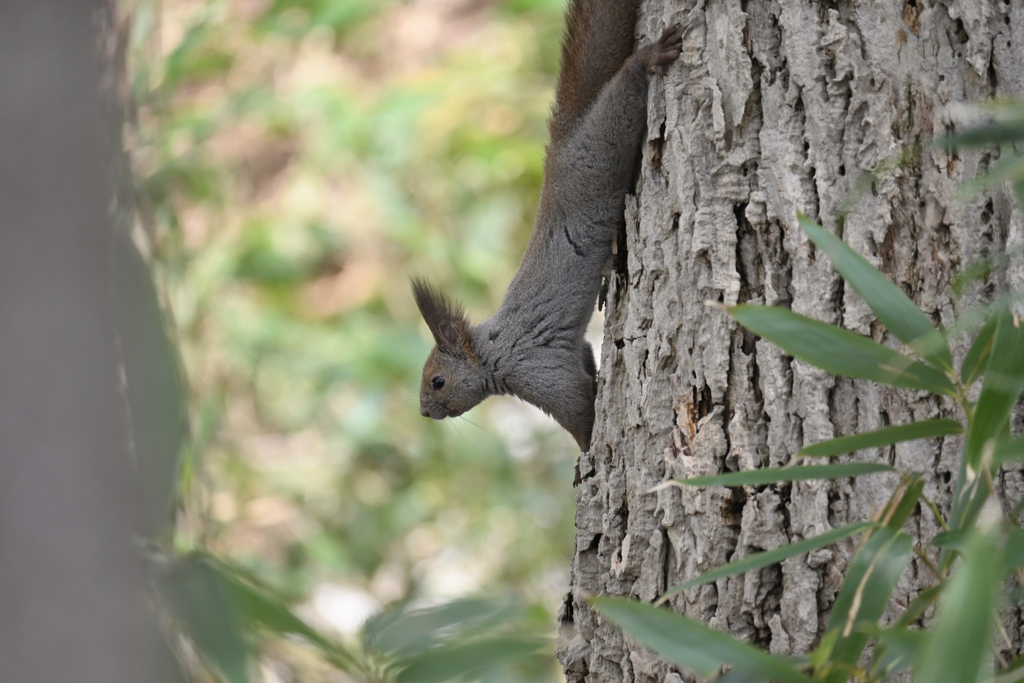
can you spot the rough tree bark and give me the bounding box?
[557,1,1024,681]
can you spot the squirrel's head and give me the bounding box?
[412,278,489,420]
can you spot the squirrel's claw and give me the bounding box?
[644,23,684,75]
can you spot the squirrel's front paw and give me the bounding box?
[648,24,683,75]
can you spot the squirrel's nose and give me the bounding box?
[420,405,430,417]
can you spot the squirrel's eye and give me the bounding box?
[431,376,445,390]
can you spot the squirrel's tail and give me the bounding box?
[548,0,640,146]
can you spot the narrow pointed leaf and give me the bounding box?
[595,599,719,677]
[931,529,972,552]
[799,215,953,370]
[917,530,998,683]
[677,463,893,488]
[799,419,962,457]
[961,315,998,388]
[939,120,1024,148]
[945,315,1022,545]
[729,305,956,396]
[821,528,912,683]
[808,629,840,671]
[882,474,926,530]
[873,628,926,678]
[395,636,545,683]
[113,235,188,536]
[895,584,944,629]
[945,473,988,561]
[159,558,250,683]
[658,522,873,602]
[593,597,812,683]
[364,598,509,659]
[207,555,355,666]
[965,309,1024,472]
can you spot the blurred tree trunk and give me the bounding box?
[0,2,183,681]
[557,1,1024,680]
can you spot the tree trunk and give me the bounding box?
[558,1,1024,681]
[0,2,183,681]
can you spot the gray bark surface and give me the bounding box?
[557,1,1024,681]
[0,3,183,681]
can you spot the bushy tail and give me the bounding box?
[548,0,640,146]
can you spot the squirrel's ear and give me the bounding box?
[412,278,472,358]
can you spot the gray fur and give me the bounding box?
[416,24,682,455]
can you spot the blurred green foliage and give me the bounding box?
[129,0,578,679]
[160,552,555,682]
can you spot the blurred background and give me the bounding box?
[128,0,583,680]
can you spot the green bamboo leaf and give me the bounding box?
[658,522,874,603]
[228,580,321,637]
[917,530,998,683]
[883,474,926,530]
[945,472,988,564]
[821,528,913,683]
[955,302,1024,538]
[113,234,188,537]
[395,636,545,683]
[206,555,357,668]
[872,628,926,679]
[808,629,840,671]
[799,419,962,457]
[939,120,1024,148]
[895,584,944,629]
[970,310,1024,464]
[592,597,811,683]
[158,558,250,683]
[798,215,953,370]
[729,305,956,396]
[931,529,972,552]
[961,315,998,388]
[677,463,894,488]
[364,598,509,659]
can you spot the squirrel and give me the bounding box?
[412,0,682,475]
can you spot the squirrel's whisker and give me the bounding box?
[458,416,487,432]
